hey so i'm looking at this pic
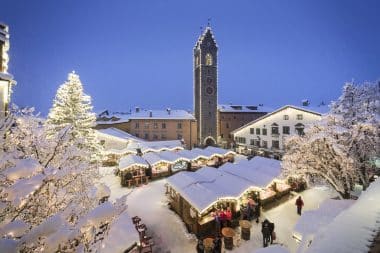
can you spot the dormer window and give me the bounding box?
[205,53,213,66]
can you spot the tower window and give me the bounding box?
[205,53,213,66]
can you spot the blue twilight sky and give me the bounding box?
[2,0,380,115]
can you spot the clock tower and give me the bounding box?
[194,26,218,146]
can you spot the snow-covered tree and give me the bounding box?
[46,72,101,162]
[0,108,128,252]
[283,81,380,197]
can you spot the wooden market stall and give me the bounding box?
[118,155,150,187]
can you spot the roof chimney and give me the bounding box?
[135,107,140,113]
[149,110,152,117]
[167,108,171,115]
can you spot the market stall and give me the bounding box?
[118,155,150,187]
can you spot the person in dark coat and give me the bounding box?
[261,219,271,247]
[295,196,304,215]
[196,239,205,253]
[212,236,222,253]
[269,222,275,244]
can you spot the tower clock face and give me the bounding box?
[206,86,214,95]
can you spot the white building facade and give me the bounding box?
[232,105,322,159]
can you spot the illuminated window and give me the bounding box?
[205,53,213,66]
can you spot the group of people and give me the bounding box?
[196,236,222,253]
[261,219,275,247]
[242,197,261,223]
[212,207,232,234]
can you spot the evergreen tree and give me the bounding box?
[46,72,100,161]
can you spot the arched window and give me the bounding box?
[295,123,305,135]
[205,53,213,66]
[271,123,279,135]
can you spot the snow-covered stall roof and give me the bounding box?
[127,140,183,154]
[100,211,139,253]
[167,166,264,214]
[219,156,282,188]
[306,179,380,253]
[97,128,142,142]
[176,149,203,160]
[293,199,354,239]
[204,146,236,157]
[119,155,149,171]
[158,150,190,163]
[142,152,171,166]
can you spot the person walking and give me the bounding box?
[269,221,275,244]
[261,219,271,247]
[295,196,304,215]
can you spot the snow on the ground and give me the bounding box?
[100,169,337,253]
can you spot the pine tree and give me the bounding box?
[46,72,100,161]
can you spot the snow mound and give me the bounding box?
[3,158,42,181]
[0,238,18,253]
[254,245,290,253]
[0,220,29,238]
[307,179,380,253]
[100,211,139,253]
[79,202,116,229]
[3,174,45,207]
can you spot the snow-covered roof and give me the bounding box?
[119,155,149,171]
[232,105,323,134]
[204,146,236,157]
[167,157,282,214]
[100,211,139,253]
[294,199,354,237]
[97,109,195,124]
[142,152,169,166]
[306,179,380,253]
[219,156,282,188]
[97,128,142,142]
[218,104,272,113]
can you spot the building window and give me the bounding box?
[177,134,183,140]
[100,140,105,146]
[271,123,279,135]
[250,128,254,134]
[220,134,224,138]
[256,128,260,135]
[161,134,166,140]
[262,129,267,135]
[250,139,254,145]
[283,115,289,120]
[254,140,260,147]
[144,133,149,139]
[153,122,158,129]
[153,134,158,140]
[297,114,303,120]
[226,123,229,129]
[262,141,268,148]
[236,137,246,144]
[283,126,290,135]
[162,123,166,129]
[272,140,280,149]
[295,123,305,135]
[205,53,213,66]
[135,133,139,138]
[177,123,182,129]
[144,122,149,129]
[135,122,139,129]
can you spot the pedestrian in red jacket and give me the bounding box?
[295,196,304,215]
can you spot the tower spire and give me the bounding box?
[207,18,211,28]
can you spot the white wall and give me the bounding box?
[233,107,321,152]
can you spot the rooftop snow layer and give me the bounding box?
[97,128,142,142]
[218,104,272,113]
[119,155,149,171]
